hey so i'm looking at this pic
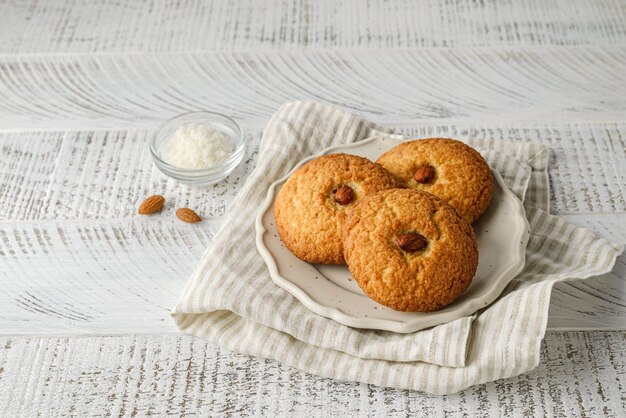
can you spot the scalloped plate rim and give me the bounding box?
[255,135,530,333]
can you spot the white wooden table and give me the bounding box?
[1,1,625,416]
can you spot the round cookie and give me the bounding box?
[274,153,401,264]
[343,188,478,312]
[376,138,493,223]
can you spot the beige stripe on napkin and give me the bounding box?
[173,101,622,394]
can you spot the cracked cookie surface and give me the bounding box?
[343,188,478,312]
[376,138,493,223]
[274,153,400,264]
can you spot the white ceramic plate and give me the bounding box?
[255,136,530,333]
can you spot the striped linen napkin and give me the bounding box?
[172,102,622,394]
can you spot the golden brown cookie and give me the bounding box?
[343,188,478,312]
[376,138,493,223]
[274,153,400,264]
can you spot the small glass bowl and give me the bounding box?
[150,111,246,186]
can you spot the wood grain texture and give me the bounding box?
[550,214,626,329]
[2,123,623,221]
[0,0,625,410]
[0,215,622,335]
[1,47,626,130]
[1,0,626,54]
[0,218,213,335]
[0,129,259,221]
[0,332,624,416]
[0,124,624,335]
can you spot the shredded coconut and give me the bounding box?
[163,123,232,169]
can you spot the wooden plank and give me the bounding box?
[0,131,64,221]
[0,129,260,221]
[1,48,626,130]
[549,214,626,329]
[2,123,624,222]
[1,0,626,54]
[0,332,624,416]
[0,218,213,335]
[0,124,623,334]
[0,214,623,335]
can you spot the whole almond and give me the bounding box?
[396,232,428,253]
[333,185,354,205]
[414,164,436,184]
[176,208,201,223]
[138,195,165,215]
